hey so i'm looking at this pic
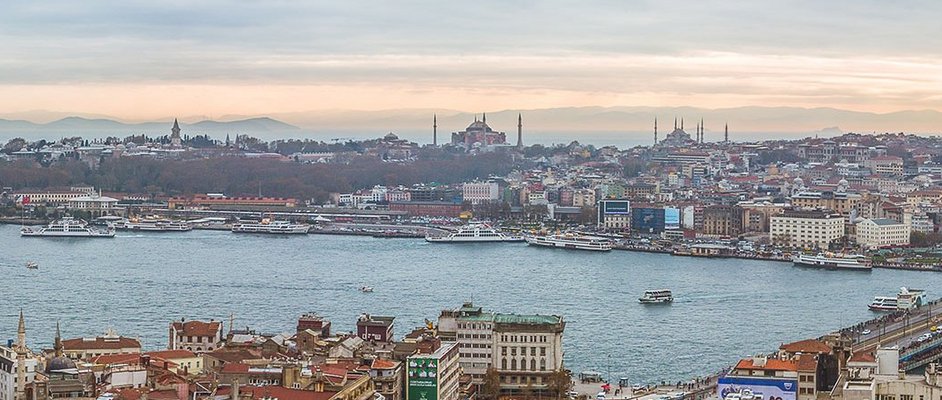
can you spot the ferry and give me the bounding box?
[20,217,116,238]
[869,287,927,311]
[525,234,613,251]
[868,296,898,311]
[425,223,524,243]
[792,253,871,271]
[114,217,192,232]
[231,218,310,234]
[639,289,673,304]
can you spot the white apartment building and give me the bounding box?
[437,303,565,394]
[0,346,39,400]
[856,218,910,249]
[770,209,845,248]
[462,182,500,205]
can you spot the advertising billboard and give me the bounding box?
[664,207,680,229]
[602,200,630,215]
[408,357,439,400]
[717,377,797,400]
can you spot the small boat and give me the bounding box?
[639,289,673,304]
[360,286,374,293]
[25,261,39,269]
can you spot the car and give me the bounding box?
[596,392,606,400]
[631,384,644,392]
[917,333,933,342]
[861,329,872,335]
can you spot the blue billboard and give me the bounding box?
[664,208,680,230]
[718,376,797,400]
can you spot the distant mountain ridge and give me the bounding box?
[0,116,300,138]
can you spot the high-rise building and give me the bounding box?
[406,342,460,400]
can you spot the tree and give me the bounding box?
[2,137,26,154]
[545,369,573,400]
[480,367,501,400]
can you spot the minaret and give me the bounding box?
[15,310,26,400]
[54,320,63,356]
[725,123,729,144]
[516,113,523,149]
[433,114,438,146]
[654,117,658,145]
[170,118,182,147]
[482,113,487,124]
[700,118,705,143]
[681,118,684,131]
[674,117,677,130]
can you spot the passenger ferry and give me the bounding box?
[868,296,898,311]
[425,223,524,243]
[869,287,927,311]
[639,289,673,304]
[231,218,310,234]
[525,234,613,251]
[21,217,115,238]
[114,217,192,232]
[792,253,872,271]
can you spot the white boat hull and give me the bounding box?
[21,229,115,238]
[792,254,871,270]
[232,226,310,234]
[426,236,524,243]
[525,236,612,251]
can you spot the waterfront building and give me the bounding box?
[167,194,298,209]
[450,116,506,149]
[856,218,910,249]
[770,209,845,249]
[462,182,500,205]
[389,201,464,218]
[631,207,667,234]
[169,319,223,354]
[597,199,630,230]
[720,357,798,400]
[12,186,96,206]
[406,342,460,400]
[701,205,743,237]
[61,328,141,360]
[356,314,395,342]
[436,303,565,394]
[66,192,120,216]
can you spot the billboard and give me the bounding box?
[602,200,630,215]
[408,357,439,400]
[664,207,680,230]
[717,377,797,400]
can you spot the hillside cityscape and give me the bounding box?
[4,3,942,400]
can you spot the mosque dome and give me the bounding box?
[47,355,76,372]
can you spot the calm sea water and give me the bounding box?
[2,225,941,384]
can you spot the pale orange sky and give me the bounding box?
[1,2,940,122]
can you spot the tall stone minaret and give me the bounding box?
[516,113,523,149]
[433,114,438,146]
[170,118,182,147]
[700,118,705,143]
[725,123,729,144]
[654,117,658,145]
[15,310,26,400]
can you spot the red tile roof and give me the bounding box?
[62,337,141,351]
[780,339,831,354]
[370,359,398,370]
[848,352,876,363]
[797,354,818,372]
[93,353,141,366]
[221,363,251,374]
[735,358,797,372]
[171,320,221,337]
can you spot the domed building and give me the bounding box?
[450,114,506,149]
[43,322,87,398]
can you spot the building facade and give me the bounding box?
[462,182,500,205]
[169,320,223,354]
[770,209,845,249]
[856,218,911,249]
[406,342,460,400]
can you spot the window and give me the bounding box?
[511,359,517,371]
[501,359,507,370]
[541,359,546,371]
[531,347,536,356]
[541,347,546,356]
[530,359,536,371]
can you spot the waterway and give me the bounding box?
[2,225,941,385]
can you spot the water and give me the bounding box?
[2,224,940,384]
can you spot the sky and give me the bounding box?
[1,1,940,121]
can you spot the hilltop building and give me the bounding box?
[450,115,506,149]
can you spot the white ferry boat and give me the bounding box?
[639,289,673,304]
[869,287,926,311]
[868,296,898,311]
[792,253,872,271]
[115,217,192,232]
[425,223,524,243]
[231,218,310,234]
[525,234,613,251]
[21,217,115,238]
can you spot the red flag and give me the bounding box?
[22,195,30,205]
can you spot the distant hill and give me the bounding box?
[0,116,301,140]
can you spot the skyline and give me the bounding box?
[1,1,941,125]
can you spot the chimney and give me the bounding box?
[899,369,906,380]
[231,379,240,400]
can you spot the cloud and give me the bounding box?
[0,0,940,117]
